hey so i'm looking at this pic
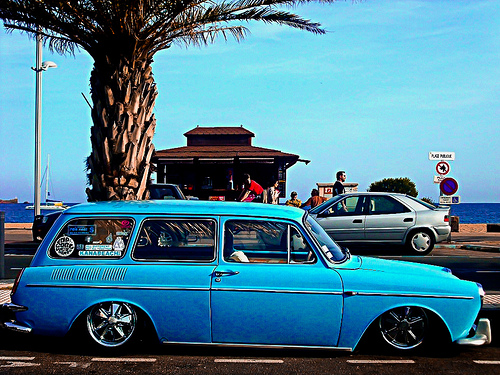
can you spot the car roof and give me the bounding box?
[62,200,307,221]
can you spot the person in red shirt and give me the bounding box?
[238,173,264,202]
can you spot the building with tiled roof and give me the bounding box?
[153,125,309,201]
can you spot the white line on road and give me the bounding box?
[0,357,35,361]
[215,359,284,364]
[473,360,500,365]
[92,358,157,362]
[347,360,415,364]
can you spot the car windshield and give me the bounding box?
[304,215,346,262]
[308,196,338,214]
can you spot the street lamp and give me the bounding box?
[32,32,57,217]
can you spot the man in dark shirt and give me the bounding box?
[333,171,346,196]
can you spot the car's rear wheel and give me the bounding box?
[378,306,428,351]
[86,301,138,348]
[407,230,435,255]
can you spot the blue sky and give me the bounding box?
[1,0,499,203]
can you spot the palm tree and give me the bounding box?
[1,0,336,201]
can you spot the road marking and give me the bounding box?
[92,358,157,362]
[215,359,284,364]
[474,360,500,365]
[0,362,40,368]
[347,360,415,364]
[55,361,91,368]
[0,357,35,361]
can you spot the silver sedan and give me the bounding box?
[309,192,451,255]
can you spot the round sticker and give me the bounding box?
[54,235,75,257]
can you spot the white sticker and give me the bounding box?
[85,244,113,251]
[113,237,125,251]
[54,235,75,257]
[78,250,122,257]
[106,233,113,244]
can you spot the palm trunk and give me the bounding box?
[85,57,157,201]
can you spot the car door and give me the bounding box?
[211,218,344,347]
[363,195,415,242]
[312,195,367,242]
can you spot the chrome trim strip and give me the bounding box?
[161,340,353,352]
[212,288,343,295]
[26,284,209,292]
[353,292,474,300]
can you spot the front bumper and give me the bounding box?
[0,303,32,334]
[456,318,492,346]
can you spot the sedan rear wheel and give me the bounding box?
[407,230,435,255]
[86,301,137,348]
[378,306,428,350]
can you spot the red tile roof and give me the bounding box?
[184,126,255,137]
[155,145,298,159]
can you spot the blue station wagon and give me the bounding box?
[1,200,491,352]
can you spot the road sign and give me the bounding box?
[433,175,445,184]
[429,151,455,161]
[439,195,461,205]
[436,161,450,175]
[440,178,459,196]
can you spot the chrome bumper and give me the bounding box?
[0,303,32,334]
[456,318,492,346]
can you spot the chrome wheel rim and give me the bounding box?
[411,232,431,252]
[87,302,137,347]
[379,307,427,349]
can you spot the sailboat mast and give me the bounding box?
[45,154,50,202]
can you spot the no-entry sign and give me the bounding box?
[440,178,459,196]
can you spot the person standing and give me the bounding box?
[238,173,264,202]
[285,191,301,207]
[301,189,327,209]
[263,180,280,204]
[333,171,346,196]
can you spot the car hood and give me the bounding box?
[358,256,451,277]
[336,255,478,298]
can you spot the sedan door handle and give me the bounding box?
[214,270,240,277]
[403,218,414,222]
[353,219,363,224]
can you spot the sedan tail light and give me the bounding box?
[444,215,449,223]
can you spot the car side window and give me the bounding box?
[49,218,134,259]
[224,220,316,264]
[369,196,410,215]
[133,219,216,262]
[324,196,365,216]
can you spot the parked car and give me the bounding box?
[309,192,451,255]
[32,183,187,242]
[2,200,490,352]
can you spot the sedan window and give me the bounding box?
[224,220,316,264]
[323,196,365,216]
[369,196,410,215]
[133,219,216,262]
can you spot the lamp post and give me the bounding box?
[32,31,57,217]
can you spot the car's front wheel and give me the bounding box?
[407,230,435,255]
[378,306,428,351]
[86,301,138,348]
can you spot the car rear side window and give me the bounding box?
[49,218,134,259]
[133,219,216,262]
[369,196,410,215]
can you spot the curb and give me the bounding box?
[436,244,500,253]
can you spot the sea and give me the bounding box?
[1,202,500,224]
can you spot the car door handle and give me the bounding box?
[353,219,363,224]
[214,270,240,277]
[403,218,414,222]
